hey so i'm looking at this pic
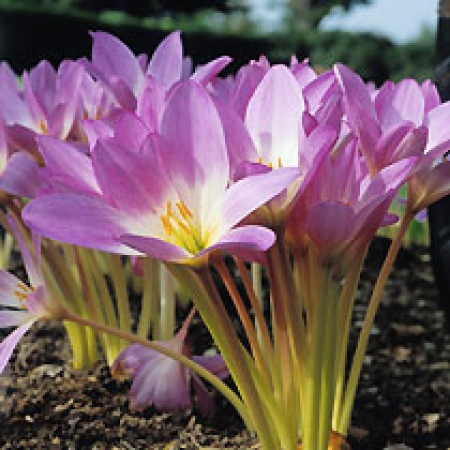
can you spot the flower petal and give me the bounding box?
[161,80,228,188]
[23,193,140,255]
[0,321,34,374]
[245,65,304,167]
[0,310,32,328]
[147,31,183,87]
[119,234,191,262]
[222,167,299,229]
[199,225,276,257]
[37,136,100,196]
[0,271,26,308]
[0,151,42,198]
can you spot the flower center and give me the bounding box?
[160,199,207,255]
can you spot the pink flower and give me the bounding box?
[335,64,450,213]
[0,60,85,153]
[286,137,416,274]
[23,80,299,264]
[0,217,63,373]
[112,310,228,415]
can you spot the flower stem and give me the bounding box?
[168,263,278,449]
[337,211,412,434]
[137,257,160,339]
[213,257,271,386]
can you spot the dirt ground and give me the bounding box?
[1,238,450,449]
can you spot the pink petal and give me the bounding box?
[0,271,26,308]
[334,63,380,166]
[191,56,232,86]
[0,310,31,328]
[0,321,34,374]
[222,167,300,229]
[425,102,450,153]
[303,201,355,255]
[0,152,43,198]
[378,79,424,128]
[90,31,144,95]
[119,235,191,262]
[130,356,191,411]
[92,137,166,215]
[148,31,183,87]
[245,65,304,167]
[37,136,101,196]
[161,80,228,188]
[193,354,229,379]
[200,225,276,258]
[23,193,140,255]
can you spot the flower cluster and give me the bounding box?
[0,31,449,450]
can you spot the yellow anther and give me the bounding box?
[176,200,193,221]
[278,157,283,168]
[161,214,173,236]
[39,120,47,134]
[14,283,31,309]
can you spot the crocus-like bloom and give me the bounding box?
[0,217,63,373]
[286,137,416,274]
[335,64,450,213]
[0,60,85,154]
[23,80,299,264]
[112,310,228,415]
[87,30,231,118]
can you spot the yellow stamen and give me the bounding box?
[176,199,193,221]
[39,120,47,134]
[13,283,32,310]
[159,198,208,254]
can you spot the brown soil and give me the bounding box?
[1,238,450,449]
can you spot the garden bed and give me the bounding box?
[1,238,449,449]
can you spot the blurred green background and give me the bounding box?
[0,0,434,84]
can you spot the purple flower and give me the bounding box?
[24,80,299,264]
[0,217,63,373]
[112,310,228,415]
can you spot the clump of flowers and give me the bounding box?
[0,31,449,450]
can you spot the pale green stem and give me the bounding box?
[82,249,122,363]
[266,239,303,450]
[1,231,13,269]
[318,279,341,450]
[168,263,278,450]
[251,262,265,346]
[331,255,366,430]
[337,211,412,434]
[107,254,132,347]
[213,257,271,387]
[137,258,159,339]
[302,256,331,450]
[42,245,93,368]
[159,264,175,341]
[235,258,275,375]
